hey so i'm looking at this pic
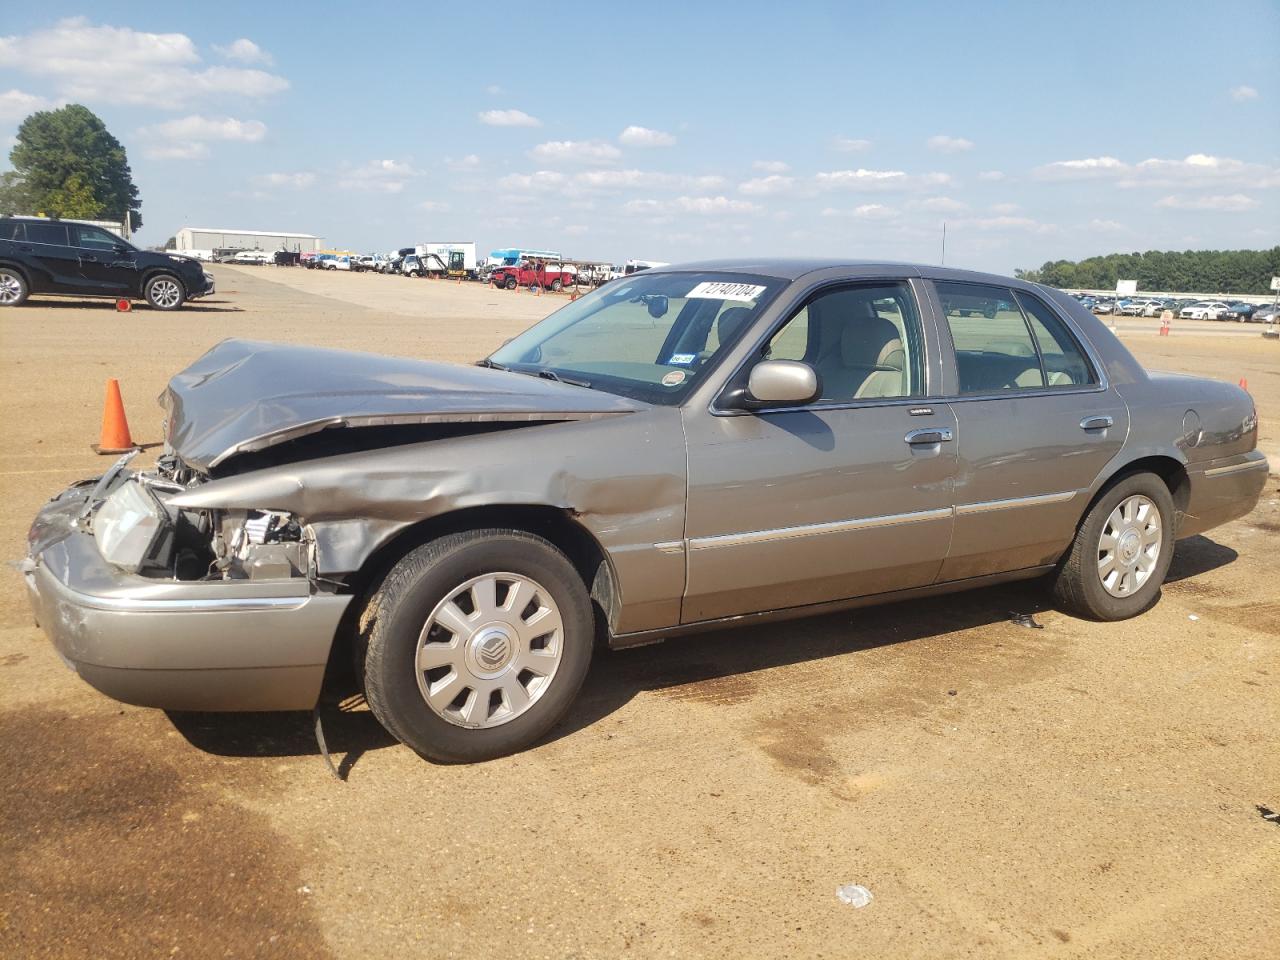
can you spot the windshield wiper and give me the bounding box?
[535,368,592,389]
[476,358,509,371]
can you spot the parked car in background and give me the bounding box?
[1179,301,1231,320]
[1142,298,1177,317]
[232,250,272,265]
[323,256,353,271]
[0,215,214,311]
[1252,304,1278,324]
[273,251,301,267]
[22,260,1267,762]
[490,260,578,292]
[1120,298,1157,316]
[1092,299,1115,314]
[1220,302,1257,322]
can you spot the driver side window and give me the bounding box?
[70,225,120,252]
[764,282,924,402]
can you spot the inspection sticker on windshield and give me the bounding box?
[661,370,687,386]
[686,281,766,301]
[669,353,696,366]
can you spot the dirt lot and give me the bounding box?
[1,266,1277,959]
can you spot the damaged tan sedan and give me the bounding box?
[24,261,1268,762]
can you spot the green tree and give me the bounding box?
[3,104,141,229]
[1016,247,1279,295]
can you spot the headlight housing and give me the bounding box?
[93,480,171,572]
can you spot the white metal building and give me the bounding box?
[173,227,324,254]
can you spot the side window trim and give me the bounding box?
[710,277,931,414]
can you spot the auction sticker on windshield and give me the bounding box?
[686,281,767,301]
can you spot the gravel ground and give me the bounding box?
[1,265,1277,959]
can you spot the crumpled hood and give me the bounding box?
[162,339,644,473]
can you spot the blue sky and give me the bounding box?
[1,1,1276,272]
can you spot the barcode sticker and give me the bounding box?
[685,281,767,301]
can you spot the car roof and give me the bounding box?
[649,257,1047,289]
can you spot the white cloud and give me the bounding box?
[0,88,57,122]
[419,200,450,212]
[147,142,208,160]
[143,114,266,142]
[564,224,589,236]
[0,18,289,107]
[927,135,974,153]
[955,215,1056,233]
[477,109,541,127]
[916,196,968,213]
[618,125,676,147]
[833,137,872,153]
[485,84,504,95]
[624,195,760,216]
[821,203,897,219]
[446,154,480,169]
[337,159,421,193]
[212,38,273,65]
[573,169,724,192]
[1088,218,1124,232]
[1036,153,1280,190]
[529,140,622,164]
[738,175,794,196]
[990,202,1020,214]
[256,171,316,189]
[1156,193,1257,212]
[978,170,1005,181]
[1229,85,1259,102]
[815,169,952,192]
[753,160,790,173]
[496,170,567,191]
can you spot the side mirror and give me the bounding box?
[745,360,819,406]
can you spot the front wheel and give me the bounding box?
[1050,472,1175,620]
[0,267,29,306]
[359,530,594,763]
[550,279,562,292]
[144,274,185,310]
[504,278,517,290]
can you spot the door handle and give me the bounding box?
[905,428,953,445]
[1080,415,1113,430]
[81,255,98,263]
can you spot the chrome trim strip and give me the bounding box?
[54,583,310,614]
[955,489,1080,516]
[1203,458,1268,478]
[688,506,952,551]
[654,540,685,555]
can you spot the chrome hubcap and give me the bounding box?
[151,279,180,307]
[415,573,564,729]
[0,272,21,303]
[1097,494,1162,598]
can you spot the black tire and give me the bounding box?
[504,277,518,290]
[359,529,594,763]
[550,279,562,292]
[143,273,185,311]
[0,266,29,306]
[1050,472,1175,621]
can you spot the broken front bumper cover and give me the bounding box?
[24,515,350,712]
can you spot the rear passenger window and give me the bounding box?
[1015,292,1097,387]
[938,282,1044,393]
[23,222,68,245]
[0,221,23,241]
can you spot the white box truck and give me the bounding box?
[415,241,478,279]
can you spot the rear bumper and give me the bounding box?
[24,525,350,712]
[1179,450,1269,538]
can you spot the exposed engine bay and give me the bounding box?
[83,451,313,583]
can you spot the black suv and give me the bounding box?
[0,216,214,310]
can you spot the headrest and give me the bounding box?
[717,307,753,345]
[841,314,905,370]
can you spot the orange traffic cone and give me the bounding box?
[1239,377,1248,391]
[93,378,137,454]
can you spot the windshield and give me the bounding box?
[488,271,785,405]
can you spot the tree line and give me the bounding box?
[1015,247,1280,295]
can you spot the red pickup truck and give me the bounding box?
[490,261,576,292]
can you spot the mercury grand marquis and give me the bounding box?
[24,260,1268,762]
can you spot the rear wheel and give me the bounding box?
[144,274,184,311]
[550,279,562,292]
[359,529,594,763]
[1051,472,1175,620]
[0,267,28,306]
[504,277,517,290]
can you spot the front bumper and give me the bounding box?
[188,272,215,299]
[24,500,350,712]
